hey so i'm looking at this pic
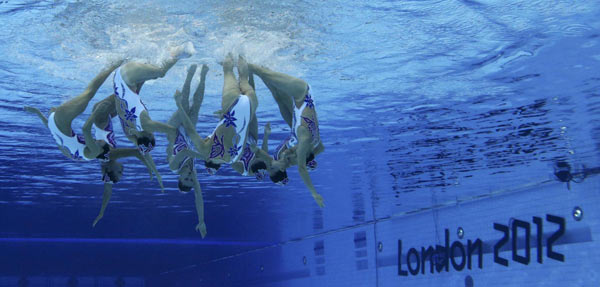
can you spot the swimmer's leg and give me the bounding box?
[237,56,259,142]
[190,64,208,123]
[238,55,258,115]
[120,61,176,90]
[180,64,197,115]
[221,53,240,111]
[24,106,48,127]
[54,60,123,134]
[247,69,260,141]
[121,43,195,88]
[249,70,256,91]
[248,64,307,127]
[166,64,204,158]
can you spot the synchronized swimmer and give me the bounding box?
[24,43,325,237]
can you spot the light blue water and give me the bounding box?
[1,0,600,286]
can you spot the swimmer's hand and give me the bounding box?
[196,221,207,238]
[313,193,325,208]
[92,213,104,227]
[264,122,271,136]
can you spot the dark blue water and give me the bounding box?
[1,0,600,286]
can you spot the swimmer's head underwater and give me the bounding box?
[101,160,124,184]
[95,141,111,161]
[136,131,156,154]
[250,161,268,181]
[204,160,221,176]
[269,168,289,186]
[177,158,195,193]
[265,151,318,185]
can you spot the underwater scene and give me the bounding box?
[1,0,600,286]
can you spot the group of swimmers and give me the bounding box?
[24,43,325,238]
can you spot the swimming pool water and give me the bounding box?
[1,0,600,286]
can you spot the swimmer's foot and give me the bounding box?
[237,55,249,79]
[200,64,209,76]
[187,64,198,76]
[171,42,196,59]
[221,52,234,71]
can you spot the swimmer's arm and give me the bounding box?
[92,183,113,227]
[189,64,209,122]
[106,148,151,179]
[192,172,207,238]
[231,162,244,175]
[143,153,164,193]
[174,91,210,158]
[108,148,143,160]
[261,122,271,153]
[24,106,48,127]
[296,127,324,208]
[166,136,175,164]
[140,111,177,139]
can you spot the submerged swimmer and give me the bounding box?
[165,64,209,237]
[174,54,274,179]
[23,60,158,226]
[24,61,123,162]
[249,64,325,208]
[229,71,274,180]
[111,42,197,190]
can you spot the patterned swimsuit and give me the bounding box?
[113,67,148,136]
[208,95,252,164]
[274,85,320,160]
[172,125,194,172]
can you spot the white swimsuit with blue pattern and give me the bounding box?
[274,85,320,160]
[208,95,252,164]
[172,125,195,173]
[48,112,93,161]
[113,67,148,136]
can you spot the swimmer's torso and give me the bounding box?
[113,67,147,137]
[48,112,93,161]
[171,125,195,172]
[274,85,320,160]
[208,95,252,164]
